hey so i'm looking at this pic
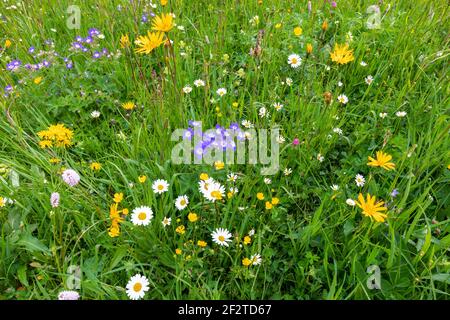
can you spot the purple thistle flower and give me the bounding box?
[58,290,80,300]
[62,169,80,187]
[50,192,60,208]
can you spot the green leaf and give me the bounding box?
[18,234,50,255]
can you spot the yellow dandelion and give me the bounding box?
[367,151,396,171]
[134,31,165,54]
[330,43,355,65]
[355,193,388,223]
[152,13,174,33]
[293,26,302,36]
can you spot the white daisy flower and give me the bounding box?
[287,53,302,68]
[248,229,255,236]
[91,110,100,118]
[175,195,189,210]
[337,94,348,104]
[337,81,343,87]
[201,180,225,202]
[227,173,238,182]
[194,79,205,87]
[264,178,272,184]
[395,111,407,117]
[273,102,283,111]
[365,75,373,85]
[285,77,293,86]
[241,119,254,128]
[211,228,232,247]
[131,206,153,226]
[216,88,227,97]
[346,199,356,206]
[317,154,324,162]
[182,85,192,94]
[284,168,292,176]
[379,112,388,118]
[331,185,339,191]
[126,274,149,300]
[162,216,171,227]
[250,254,262,265]
[152,179,169,194]
[333,128,343,135]
[276,135,286,144]
[355,174,365,187]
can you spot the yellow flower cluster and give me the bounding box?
[37,124,74,149]
[108,193,129,237]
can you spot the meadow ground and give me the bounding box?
[0,0,449,300]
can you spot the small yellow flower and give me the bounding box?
[200,173,209,181]
[49,158,61,164]
[108,226,120,237]
[0,197,5,208]
[232,102,239,108]
[122,208,129,215]
[175,248,182,255]
[367,151,396,171]
[256,192,264,200]
[113,193,123,203]
[447,164,450,170]
[4,39,11,48]
[214,161,225,170]
[176,225,186,235]
[39,140,53,148]
[160,0,168,6]
[275,23,282,29]
[122,101,135,110]
[306,43,313,54]
[198,240,207,247]
[322,20,328,31]
[185,255,192,261]
[90,162,101,171]
[120,34,130,48]
[293,26,302,36]
[188,212,198,223]
[265,201,273,210]
[152,13,174,33]
[242,258,252,267]
[138,175,147,183]
[34,77,43,85]
[243,236,251,245]
[271,197,279,205]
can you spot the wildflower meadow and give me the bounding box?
[0,0,449,301]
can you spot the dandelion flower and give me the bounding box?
[126,274,149,300]
[152,13,174,33]
[293,26,302,36]
[355,193,388,222]
[152,179,169,194]
[131,206,154,226]
[120,34,130,48]
[367,151,396,171]
[134,31,165,54]
[330,43,354,65]
[175,195,189,210]
[122,101,136,110]
[211,228,232,247]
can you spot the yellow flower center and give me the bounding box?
[138,212,147,220]
[133,283,142,292]
[158,184,164,190]
[218,235,225,242]
[291,58,297,64]
[211,191,222,200]
[180,199,186,205]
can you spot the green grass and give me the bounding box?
[0,0,449,300]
